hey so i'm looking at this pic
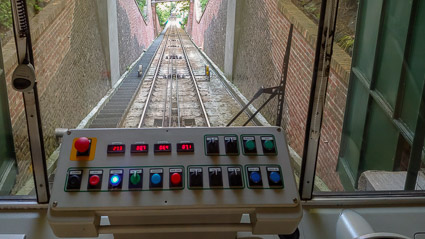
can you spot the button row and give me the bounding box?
[66,168,184,191]
[66,166,283,191]
[205,135,277,156]
[188,166,283,189]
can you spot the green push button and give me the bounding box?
[264,140,274,150]
[130,172,141,185]
[245,140,256,151]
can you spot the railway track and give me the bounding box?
[122,19,258,128]
[137,21,210,128]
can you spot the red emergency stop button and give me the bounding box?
[89,175,100,186]
[170,173,182,186]
[75,137,90,154]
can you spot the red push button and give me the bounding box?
[171,173,182,186]
[89,175,100,186]
[75,137,90,153]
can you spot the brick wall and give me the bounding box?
[189,0,352,191]
[117,0,156,74]
[2,0,110,193]
[189,0,227,69]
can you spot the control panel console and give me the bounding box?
[48,127,301,238]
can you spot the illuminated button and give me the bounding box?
[171,173,182,185]
[75,137,90,156]
[109,169,123,190]
[110,175,121,186]
[267,167,283,187]
[261,136,276,154]
[129,169,143,189]
[243,136,257,154]
[247,167,262,187]
[150,169,163,188]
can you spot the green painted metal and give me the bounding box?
[337,0,425,190]
[0,39,17,195]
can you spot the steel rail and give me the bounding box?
[177,28,211,127]
[138,31,170,128]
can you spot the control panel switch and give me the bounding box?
[129,169,143,189]
[75,137,91,156]
[267,167,283,187]
[261,136,276,154]
[108,169,123,190]
[66,170,83,190]
[150,168,163,188]
[224,136,239,155]
[87,170,103,190]
[206,136,219,155]
[169,168,183,188]
[209,167,223,187]
[242,136,257,154]
[247,167,263,187]
[189,168,203,188]
[228,167,243,187]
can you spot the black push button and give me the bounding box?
[247,167,262,187]
[224,136,238,155]
[267,167,283,187]
[66,170,83,190]
[243,136,257,154]
[261,136,276,154]
[209,167,223,187]
[189,168,203,187]
[206,136,219,155]
[129,169,143,189]
[228,167,243,187]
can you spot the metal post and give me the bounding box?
[404,80,425,190]
[299,0,340,200]
[10,0,50,203]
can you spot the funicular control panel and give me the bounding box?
[48,127,302,238]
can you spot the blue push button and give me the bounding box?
[151,173,162,185]
[267,167,283,187]
[269,172,281,183]
[250,172,261,184]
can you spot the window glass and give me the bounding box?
[315,0,425,193]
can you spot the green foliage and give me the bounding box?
[200,0,209,12]
[156,4,171,27]
[135,0,147,20]
[337,35,355,54]
[0,0,13,30]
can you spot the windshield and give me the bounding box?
[0,0,424,198]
